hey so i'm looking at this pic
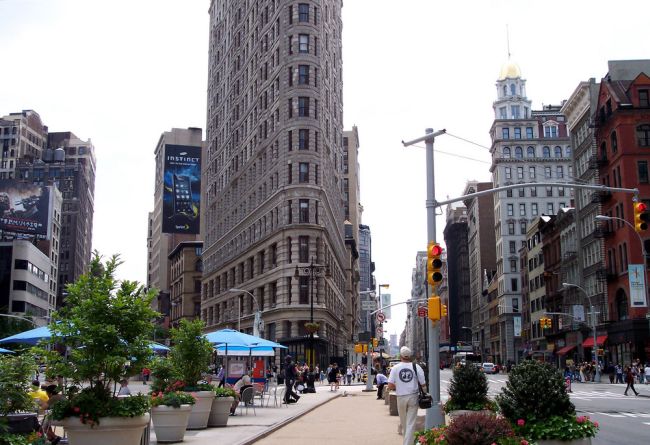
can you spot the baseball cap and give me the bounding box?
[400,346,412,358]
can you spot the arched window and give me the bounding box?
[616,289,628,321]
[554,146,562,157]
[503,85,508,97]
[600,141,607,160]
[515,146,523,159]
[195,259,203,272]
[610,131,618,153]
[510,84,516,96]
[503,147,511,158]
[543,146,551,158]
[565,146,571,157]
[527,146,535,157]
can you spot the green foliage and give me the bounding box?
[169,319,212,391]
[514,415,599,441]
[0,310,33,342]
[0,353,38,415]
[150,357,181,394]
[213,387,236,398]
[413,423,531,445]
[150,391,196,408]
[496,360,574,423]
[42,253,159,394]
[0,431,47,445]
[444,364,491,413]
[50,387,149,426]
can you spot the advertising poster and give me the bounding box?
[0,180,50,236]
[628,264,648,307]
[162,144,201,234]
[513,314,522,337]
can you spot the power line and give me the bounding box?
[411,144,490,164]
[445,132,492,150]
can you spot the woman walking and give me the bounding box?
[624,366,639,396]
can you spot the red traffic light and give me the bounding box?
[430,244,443,256]
[637,202,648,212]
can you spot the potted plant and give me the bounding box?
[414,412,530,445]
[0,353,39,435]
[497,360,599,444]
[150,391,195,443]
[168,319,214,430]
[443,363,497,424]
[43,253,157,445]
[304,322,319,334]
[208,387,236,427]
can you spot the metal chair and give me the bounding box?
[239,386,256,416]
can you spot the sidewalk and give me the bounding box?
[255,387,403,445]
[145,383,364,445]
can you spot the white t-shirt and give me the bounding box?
[388,361,425,396]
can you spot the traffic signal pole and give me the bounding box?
[404,128,446,428]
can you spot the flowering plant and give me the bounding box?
[150,391,196,408]
[213,387,237,398]
[414,413,531,445]
[514,415,599,441]
[0,431,47,445]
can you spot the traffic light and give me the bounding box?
[441,304,448,317]
[634,201,649,232]
[540,317,548,329]
[547,318,552,329]
[428,296,441,321]
[372,338,378,348]
[427,242,443,286]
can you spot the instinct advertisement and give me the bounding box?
[0,180,51,236]
[162,144,201,234]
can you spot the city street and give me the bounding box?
[440,369,650,445]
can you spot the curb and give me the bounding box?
[237,393,343,445]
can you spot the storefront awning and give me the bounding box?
[582,335,608,348]
[557,345,576,356]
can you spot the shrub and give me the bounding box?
[445,412,515,445]
[515,415,599,441]
[444,364,491,413]
[150,357,181,394]
[213,387,236,398]
[150,391,196,408]
[0,353,37,415]
[169,319,213,391]
[50,388,150,426]
[496,360,574,423]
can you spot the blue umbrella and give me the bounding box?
[204,328,286,349]
[215,345,275,356]
[149,342,170,352]
[0,325,51,345]
[0,347,15,354]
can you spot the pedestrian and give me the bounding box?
[346,365,353,385]
[216,365,225,388]
[616,364,624,384]
[283,355,300,404]
[327,363,339,391]
[387,347,426,445]
[624,366,639,396]
[638,363,645,384]
[376,370,388,400]
[645,363,650,384]
[142,367,151,385]
[118,379,132,396]
[28,379,49,410]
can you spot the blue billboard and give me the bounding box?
[162,144,201,234]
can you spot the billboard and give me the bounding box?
[382,293,392,319]
[0,180,51,236]
[162,144,201,234]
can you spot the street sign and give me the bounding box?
[376,312,386,323]
[361,301,376,311]
[417,306,428,317]
[376,326,383,336]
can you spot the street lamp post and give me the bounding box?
[563,282,601,383]
[294,258,330,368]
[377,283,390,368]
[595,214,648,307]
[229,288,262,338]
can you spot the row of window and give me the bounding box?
[10,300,48,317]
[288,64,317,87]
[501,145,570,158]
[504,187,569,199]
[12,280,50,302]
[503,165,570,180]
[14,259,49,283]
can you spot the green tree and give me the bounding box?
[169,319,212,390]
[445,363,491,412]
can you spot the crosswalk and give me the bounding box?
[580,411,650,420]
[569,390,647,401]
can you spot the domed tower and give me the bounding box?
[493,60,531,120]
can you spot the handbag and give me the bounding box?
[413,363,433,409]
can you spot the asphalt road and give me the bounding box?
[439,369,650,445]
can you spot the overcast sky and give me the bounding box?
[1,0,648,340]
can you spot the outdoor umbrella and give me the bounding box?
[214,345,276,357]
[149,342,170,352]
[0,325,51,345]
[0,347,15,354]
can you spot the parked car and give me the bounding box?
[481,362,497,374]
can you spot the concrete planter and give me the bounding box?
[537,438,593,445]
[60,413,150,445]
[208,396,234,427]
[151,404,191,443]
[186,391,215,430]
[444,409,493,425]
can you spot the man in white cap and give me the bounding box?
[387,346,426,445]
